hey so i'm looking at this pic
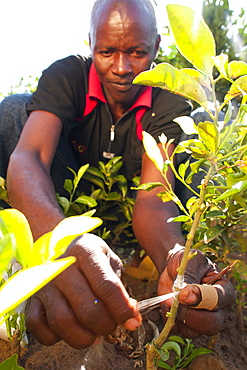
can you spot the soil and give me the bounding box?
[0,259,246,369]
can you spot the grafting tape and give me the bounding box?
[191,284,218,310]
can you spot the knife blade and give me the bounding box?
[138,291,179,311]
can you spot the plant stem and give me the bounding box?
[146,165,214,369]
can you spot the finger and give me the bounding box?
[34,283,97,349]
[107,249,123,279]
[69,237,142,328]
[160,302,225,338]
[26,296,60,346]
[54,264,118,336]
[176,304,225,336]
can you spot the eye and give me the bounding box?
[130,50,147,58]
[99,49,114,57]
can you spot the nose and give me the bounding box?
[112,52,132,75]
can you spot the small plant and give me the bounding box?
[132,3,247,369]
[155,335,211,370]
[57,156,139,248]
[0,208,102,365]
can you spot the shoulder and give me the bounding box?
[43,55,92,80]
[152,88,192,113]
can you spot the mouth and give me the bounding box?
[109,81,133,92]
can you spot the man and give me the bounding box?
[0,0,235,349]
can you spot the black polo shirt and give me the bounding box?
[27,55,192,180]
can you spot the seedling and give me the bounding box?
[133,4,247,369]
[0,208,102,364]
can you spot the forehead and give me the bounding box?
[91,1,155,47]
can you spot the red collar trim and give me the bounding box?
[83,63,152,117]
[88,63,107,104]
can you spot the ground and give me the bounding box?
[0,257,246,369]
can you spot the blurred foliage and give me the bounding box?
[155,0,247,111]
[0,76,38,99]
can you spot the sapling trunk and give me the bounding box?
[146,166,214,369]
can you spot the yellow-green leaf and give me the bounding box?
[29,232,52,266]
[198,121,219,153]
[0,235,15,277]
[0,354,24,370]
[212,54,229,79]
[49,215,103,260]
[0,209,33,268]
[228,61,247,79]
[0,257,76,317]
[174,116,198,135]
[133,63,208,107]
[181,68,211,89]
[225,76,247,103]
[142,131,164,173]
[166,4,216,75]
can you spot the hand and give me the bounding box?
[158,246,236,338]
[26,233,142,349]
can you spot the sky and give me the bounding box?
[1,0,246,96]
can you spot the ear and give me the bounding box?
[155,34,161,58]
[88,33,91,48]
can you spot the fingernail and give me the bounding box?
[122,318,142,331]
[92,336,101,345]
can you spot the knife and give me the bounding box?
[138,291,179,311]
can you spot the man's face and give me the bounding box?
[90,3,160,106]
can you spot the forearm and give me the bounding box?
[7,152,65,240]
[132,193,185,274]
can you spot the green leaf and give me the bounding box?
[134,63,208,107]
[57,196,70,214]
[228,61,247,79]
[116,174,128,199]
[178,160,190,179]
[0,234,15,277]
[206,210,226,219]
[190,159,206,173]
[198,121,219,153]
[0,209,33,268]
[160,341,181,357]
[64,179,73,194]
[83,172,105,190]
[76,164,90,183]
[232,260,247,280]
[182,140,211,159]
[226,173,247,187]
[204,225,224,243]
[168,335,186,345]
[166,4,216,75]
[86,166,105,179]
[167,215,190,223]
[49,215,103,260]
[156,360,172,370]
[74,195,97,207]
[174,116,198,135]
[142,131,164,172]
[216,180,247,201]
[181,68,211,89]
[0,257,76,317]
[224,101,233,124]
[225,76,247,103]
[212,54,229,79]
[105,192,122,201]
[233,232,247,253]
[0,354,24,370]
[131,182,164,191]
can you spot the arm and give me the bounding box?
[8,110,141,347]
[132,142,236,338]
[132,142,184,274]
[7,110,65,240]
